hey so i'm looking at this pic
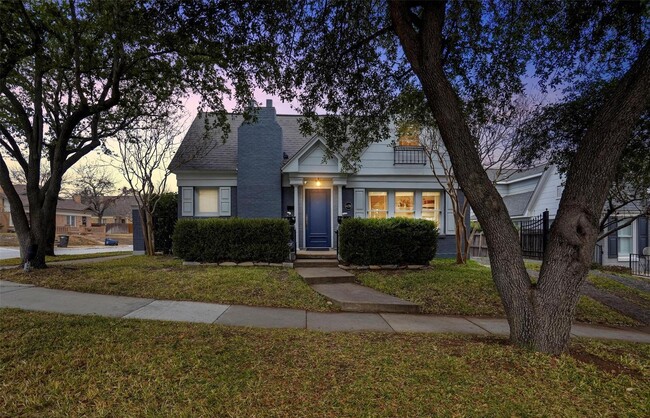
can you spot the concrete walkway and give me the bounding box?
[1,280,649,343]
[295,264,421,313]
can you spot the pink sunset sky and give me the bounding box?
[79,90,300,193]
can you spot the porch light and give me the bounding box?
[316,178,321,187]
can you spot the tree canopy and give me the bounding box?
[275,0,649,354]
[0,0,296,266]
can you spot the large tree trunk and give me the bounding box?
[45,208,56,256]
[389,1,650,354]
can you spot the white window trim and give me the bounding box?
[194,187,220,217]
[367,191,388,219]
[617,220,636,262]
[395,191,415,218]
[421,191,442,225]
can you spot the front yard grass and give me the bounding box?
[3,256,641,326]
[588,273,650,310]
[357,259,641,327]
[3,256,332,312]
[1,309,648,417]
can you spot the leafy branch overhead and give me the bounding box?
[0,0,299,267]
[276,0,649,354]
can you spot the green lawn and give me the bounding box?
[0,251,131,267]
[588,273,650,310]
[3,256,642,326]
[1,309,647,417]
[357,259,641,327]
[4,256,332,312]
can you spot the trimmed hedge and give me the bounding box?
[338,218,438,265]
[172,218,290,263]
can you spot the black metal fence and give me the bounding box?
[520,210,549,260]
[394,146,427,165]
[630,253,650,277]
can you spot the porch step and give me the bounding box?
[296,250,337,260]
[295,267,356,285]
[294,259,340,268]
[311,283,421,314]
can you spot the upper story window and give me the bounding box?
[368,191,388,219]
[397,122,421,146]
[394,122,426,165]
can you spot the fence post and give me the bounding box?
[542,209,549,254]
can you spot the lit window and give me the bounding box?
[422,192,441,223]
[397,122,421,146]
[195,188,219,216]
[368,191,388,219]
[395,192,415,218]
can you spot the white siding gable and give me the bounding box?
[282,140,341,174]
[526,166,563,219]
[298,143,339,173]
[355,138,446,177]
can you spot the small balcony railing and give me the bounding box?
[394,146,427,165]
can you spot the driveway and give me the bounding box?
[0,245,133,260]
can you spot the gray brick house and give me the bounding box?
[168,100,465,257]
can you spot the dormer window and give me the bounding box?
[394,122,426,165]
[397,122,421,146]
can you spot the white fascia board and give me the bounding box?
[495,172,544,185]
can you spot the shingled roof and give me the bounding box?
[170,113,314,172]
[0,184,90,213]
[486,165,547,183]
[502,192,534,217]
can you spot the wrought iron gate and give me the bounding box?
[520,210,549,260]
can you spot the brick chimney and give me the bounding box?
[237,99,283,218]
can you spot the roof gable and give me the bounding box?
[170,113,313,173]
[281,137,343,174]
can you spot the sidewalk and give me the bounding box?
[1,280,649,343]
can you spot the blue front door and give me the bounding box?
[305,189,331,248]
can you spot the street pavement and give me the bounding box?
[0,245,132,260]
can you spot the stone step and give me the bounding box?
[295,267,356,285]
[294,259,340,268]
[296,250,337,260]
[310,283,421,314]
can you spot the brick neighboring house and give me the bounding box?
[0,185,92,233]
[88,195,137,225]
[166,100,466,257]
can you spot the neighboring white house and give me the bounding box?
[488,164,649,267]
[168,100,463,257]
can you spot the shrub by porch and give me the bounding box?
[338,218,438,265]
[173,218,290,263]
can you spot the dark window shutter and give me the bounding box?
[607,217,618,259]
[638,216,648,252]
